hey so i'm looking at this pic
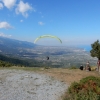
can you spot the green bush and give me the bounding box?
[80,76,100,87]
[63,76,100,100]
[0,60,12,67]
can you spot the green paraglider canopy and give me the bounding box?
[34,35,62,43]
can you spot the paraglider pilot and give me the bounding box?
[47,56,49,60]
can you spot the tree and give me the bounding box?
[90,40,100,60]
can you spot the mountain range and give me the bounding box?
[0,37,36,55]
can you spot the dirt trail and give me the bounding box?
[39,68,100,85]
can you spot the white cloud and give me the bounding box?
[20,19,23,22]
[38,21,45,25]
[1,0,16,9]
[0,22,13,29]
[15,1,33,17]
[0,32,12,37]
[0,3,3,9]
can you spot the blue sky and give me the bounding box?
[0,0,100,46]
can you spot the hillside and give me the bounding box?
[0,37,36,55]
[0,53,44,67]
[0,37,97,67]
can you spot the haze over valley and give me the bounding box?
[0,37,97,68]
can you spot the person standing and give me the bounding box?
[86,61,91,71]
[97,59,100,72]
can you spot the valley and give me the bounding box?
[0,37,97,68]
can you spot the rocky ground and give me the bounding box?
[0,69,68,100]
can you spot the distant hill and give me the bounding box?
[0,53,43,67]
[0,37,40,67]
[0,37,36,55]
[0,53,29,67]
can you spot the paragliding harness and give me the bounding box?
[47,56,49,60]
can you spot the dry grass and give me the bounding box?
[39,68,100,85]
[1,66,100,85]
[38,68,100,100]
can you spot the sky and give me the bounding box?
[0,0,100,46]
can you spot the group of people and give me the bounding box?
[46,56,100,72]
[80,61,91,71]
[80,60,100,72]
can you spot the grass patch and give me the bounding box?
[0,66,42,72]
[68,66,78,69]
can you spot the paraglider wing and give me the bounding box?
[34,35,62,43]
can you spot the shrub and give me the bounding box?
[63,76,100,100]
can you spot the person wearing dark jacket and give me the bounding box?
[80,65,84,70]
[47,56,49,60]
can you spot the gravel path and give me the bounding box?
[0,69,68,100]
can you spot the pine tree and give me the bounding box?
[90,40,100,60]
